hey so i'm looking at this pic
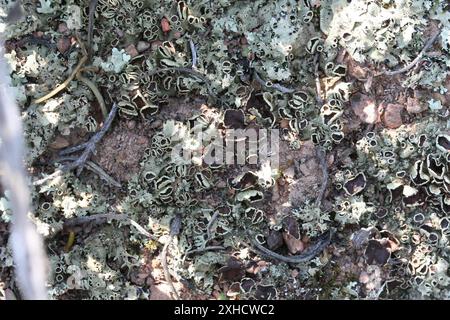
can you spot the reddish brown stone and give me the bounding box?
[383,103,404,129]
[406,97,426,114]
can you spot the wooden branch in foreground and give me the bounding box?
[0,39,48,300]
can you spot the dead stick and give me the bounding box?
[376,29,441,77]
[315,148,328,208]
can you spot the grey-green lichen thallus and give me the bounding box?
[0,0,449,300]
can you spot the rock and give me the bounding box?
[223,109,245,129]
[218,257,244,282]
[137,41,150,53]
[382,103,404,129]
[149,283,176,300]
[56,36,71,54]
[125,44,139,58]
[266,230,284,250]
[57,22,69,34]
[350,93,379,124]
[151,40,163,51]
[126,120,136,130]
[347,57,368,79]
[364,239,391,265]
[150,119,163,129]
[49,135,70,149]
[406,97,426,114]
[161,17,171,33]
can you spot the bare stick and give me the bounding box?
[315,148,328,208]
[185,246,226,256]
[182,245,225,265]
[189,38,197,69]
[0,39,48,299]
[314,53,323,105]
[161,214,182,300]
[56,156,121,187]
[33,103,118,186]
[248,230,332,264]
[87,0,98,58]
[376,29,441,77]
[206,210,219,240]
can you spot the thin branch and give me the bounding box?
[54,156,121,188]
[206,210,219,240]
[315,148,328,208]
[247,230,332,264]
[0,39,48,299]
[189,38,197,69]
[376,29,441,77]
[33,103,118,186]
[161,214,182,300]
[87,0,98,59]
[76,72,107,119]
[314,53,323,105]
[62,213,159,241]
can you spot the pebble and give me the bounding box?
[57,22,69,34]
[126,120,136,130]
[125,44,139,58]
[49,136,70,149]
[359,271,370,284]
[406,97,426,114]
[382,103,404,129]
[137,41,150,53]
[150,119,163,129]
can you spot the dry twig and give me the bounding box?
[87,0,98,59]
[375,29,441,77]
[0,38,48,299]
[248,230,332,264]
[315,148,328,208]
[62,213,159,241]
[314,53,324,105]
[161,214,182,300]
[33,55,88,104]
[33,103,118,186]
[189,38,197,69]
